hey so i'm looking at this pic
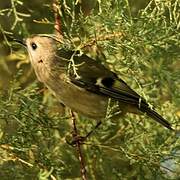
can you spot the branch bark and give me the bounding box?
[70,110,87,180]
[52,0,63,40]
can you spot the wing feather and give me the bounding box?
[56,49,173,130]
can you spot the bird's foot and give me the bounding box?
[66,134,87,146]
[66,121,102,146]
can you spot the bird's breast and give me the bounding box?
[44,72,109,119]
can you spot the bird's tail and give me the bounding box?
[140,106,173,130]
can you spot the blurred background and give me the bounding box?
[0,0,179,179]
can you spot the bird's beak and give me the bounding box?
[13,38,27,47]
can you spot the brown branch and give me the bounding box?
[52,0,63,40]
[70,110,87,180]
[52,1,87,179]
[80,31,124,49]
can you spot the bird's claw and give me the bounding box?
[66,135,86,146]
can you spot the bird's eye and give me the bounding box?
[31,42,37,50]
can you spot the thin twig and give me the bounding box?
[70,110,87,180]
[10,0,30,30]
[80,31,124,49]
[0,144,57,179]
[0,144,33,167]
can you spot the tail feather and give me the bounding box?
[140,106,173,130]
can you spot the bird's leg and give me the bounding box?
[83,120,102,140]
[67,121,102,146]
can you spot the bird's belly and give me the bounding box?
[46,79,108,119]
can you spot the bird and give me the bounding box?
[19,34,173,131]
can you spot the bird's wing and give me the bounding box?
[56,49,173,130]
[57,49,147,107]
